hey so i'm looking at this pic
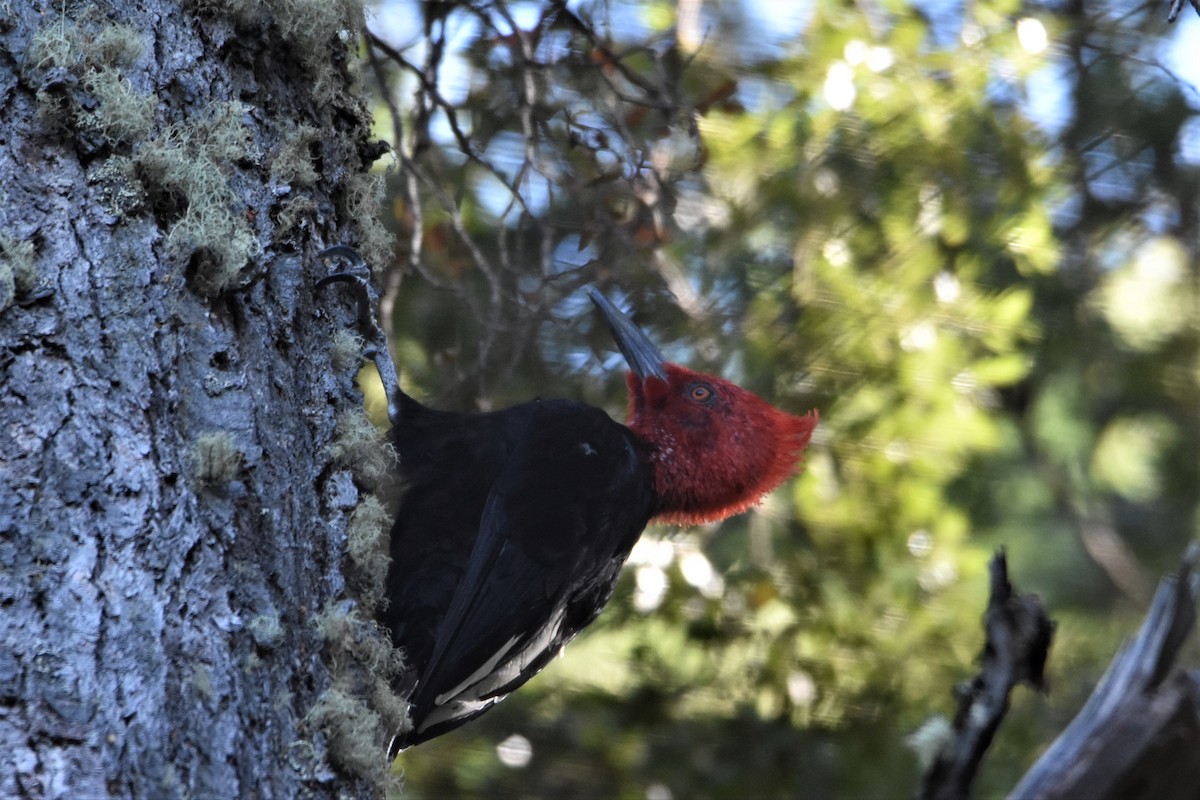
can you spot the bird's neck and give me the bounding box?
[630,408,817,527]
[630,424,754,526]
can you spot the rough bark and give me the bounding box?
[1009,544,1200,800]
[917,545,1200,800]
[1,1,395,797]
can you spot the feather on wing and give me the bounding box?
[393,401,654,751]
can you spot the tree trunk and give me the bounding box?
[1,1,398,797]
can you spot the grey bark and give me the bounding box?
[917,544,1200,800]
[1009,544,1200,800]
[1,1,389,797]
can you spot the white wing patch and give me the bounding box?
[421,605,571,734]
[434,634,521,706]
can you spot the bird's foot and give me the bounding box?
[316,245,402,428]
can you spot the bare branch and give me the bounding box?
[359,0,703,404]
[1167,0,1200,23]
[1009,543,1200,800]
[916,550,1054,800]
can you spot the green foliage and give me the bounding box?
[364,0,1200,796]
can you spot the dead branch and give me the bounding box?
[1008,543,1200,800]
[917,550,1054,800]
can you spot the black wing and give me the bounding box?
[395,402,653,751]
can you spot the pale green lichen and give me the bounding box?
[308,603,409,787]
[192,431,244,486]
[314,605,404,678]
[182,0,391,271]
[135,103,260,296]
[23,15,158,233]
[248,612,285,650]
[192,664,214,701]
[25,16,153,144]
[82,67,155,144]
[25,20,82,73]
[270,122,320,187]
[186,0,362,74]
[87,155,144,217]
[86,22,145,66]
[0,235,40,311]
[327,408,395,491]
[329,328,364,374]
[346,493,392,607]
[307,684,389,784]
[270,0,360,69]
[340,169,393,274]
[274,194,318,240]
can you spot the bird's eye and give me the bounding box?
[688,382,716,405]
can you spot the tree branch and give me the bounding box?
[1009,542,1200,800]
[1167,0,1200,23]
[917,549,1054,800]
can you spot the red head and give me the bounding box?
[626,365,817,524]
[588,289,818,525]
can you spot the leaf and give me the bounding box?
[969,354,1031,386]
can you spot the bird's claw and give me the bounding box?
[318,244,368,271]
[316,245,376,323]
[316,245,402,429]
[316,271,376,332]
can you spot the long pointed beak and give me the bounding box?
[587,287,668,382]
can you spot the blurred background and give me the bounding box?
[353,0,1200,796]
